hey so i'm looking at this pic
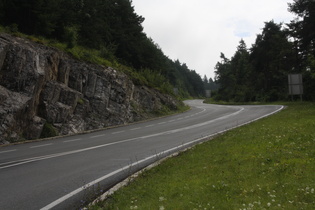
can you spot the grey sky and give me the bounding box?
[132,0,295,79]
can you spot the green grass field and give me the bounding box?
[90,102,315,210]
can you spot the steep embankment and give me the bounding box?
[0,33,179,144]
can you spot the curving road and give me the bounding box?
[0,100,283,209]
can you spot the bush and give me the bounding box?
[63,26,78,49]
[40,123,58,138]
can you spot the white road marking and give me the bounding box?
[145,125,154,128]
[1,106,246,170]
[0,149,17,154]
[112,131,125,134]
[90,134,105,139]
[3,104,284,209]
[39,132,225,210]
[63,139,82,143]
[130,127,141,131]
[158,122,166,125]
[30,144,53,149]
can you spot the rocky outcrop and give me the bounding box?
[0,33,179,144]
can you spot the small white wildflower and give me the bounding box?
[159,197,166,202]
[267,203,271,207]
[159,206,165,210]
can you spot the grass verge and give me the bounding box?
[89,102,315,210]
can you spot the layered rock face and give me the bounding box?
[0,33,179,144]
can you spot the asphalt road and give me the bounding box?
[0,100,283,209]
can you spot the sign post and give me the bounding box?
[288,74,303,101]
[205,90,211,98]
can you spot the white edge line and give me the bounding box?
[40,105,284,210]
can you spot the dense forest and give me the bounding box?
[1,0,314,101]
[0,0,205,97]
[214,0,315,102]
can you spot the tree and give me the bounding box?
[250,21,295,101]
[230,39,251,101]
[0,0,206,98]
[288,0,315,57]
[288,0,315,100]
[214,53,234,101]
[215,40,252,102]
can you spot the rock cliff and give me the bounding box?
[0,33,179,144]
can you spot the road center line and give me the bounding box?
[30,144,53,149]
[40,105,284,210]
[39,132,222,210]
[112,131,125,134]
[1,107,244,170]
[63,139,82,143]
[90,134,105,139]
[0,149,17,154]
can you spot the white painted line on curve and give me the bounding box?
[90,134,105,139]
[112,131,126,134]
[40,105,284,210]
[0,149,17,154]
[30,144,53,149]
[63,139,82,143]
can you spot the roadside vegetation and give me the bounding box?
[0,25,176,97]
[88,102,315,209]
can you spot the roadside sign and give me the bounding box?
[288,74,303,100]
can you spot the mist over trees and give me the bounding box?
[215,0,315,102]
[0,0,205,97]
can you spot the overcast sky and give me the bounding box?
[132,0,296,80]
